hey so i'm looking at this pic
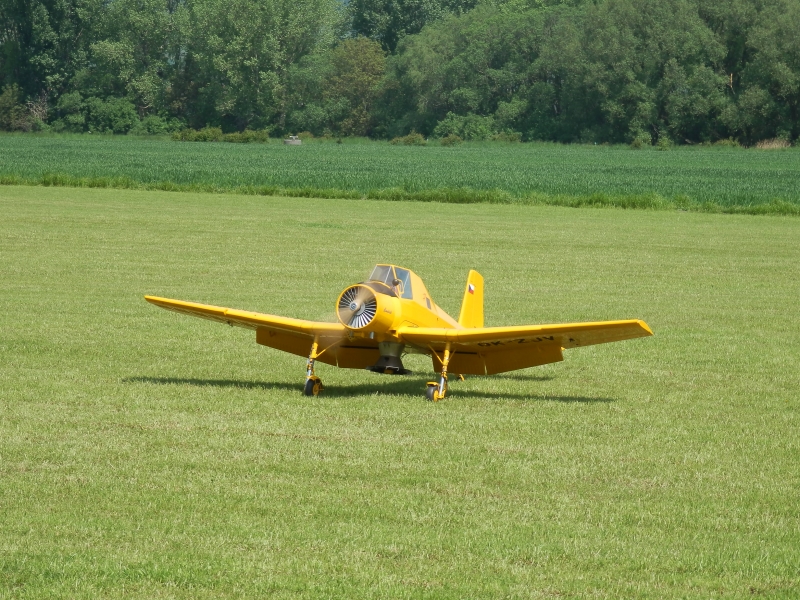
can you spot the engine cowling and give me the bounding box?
[336,285,396,332]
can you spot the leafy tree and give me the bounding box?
[381,0,800,144]
[0,83,27,130]
[580,0,728,143]
[326,37,386,135]
[1,0,799,141]
[183,0,343,130]
[84,96,139,133]
[381,5,589,140]
[286,51,336,134]
[432,112,495,140]
[77,0,185,117]
[288,37,386,136]
[51,89,84,131]
[737,0,800,142]
[0,0,103,98]
[350,0,479,52]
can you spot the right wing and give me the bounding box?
[145,296,380,368]
[145,295,345,337]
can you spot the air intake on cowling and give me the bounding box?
[337,285,377,329]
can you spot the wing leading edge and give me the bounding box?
[398,319,652,375]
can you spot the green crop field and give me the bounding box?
[1,134,799,214]
[1,185,799,598]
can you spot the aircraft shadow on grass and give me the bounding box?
[124,376,614,403]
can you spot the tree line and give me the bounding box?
[1,0,798,145]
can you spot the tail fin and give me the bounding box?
[458,270,484,328]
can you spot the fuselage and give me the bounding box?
[336,264,460,346]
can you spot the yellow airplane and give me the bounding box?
[145,264,652,401]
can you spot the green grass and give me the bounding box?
[1,185,799,598]
[1,134,799,214]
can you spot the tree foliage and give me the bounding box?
[0,0,798,144]
[288,37,386,136]
[349,0,480,52]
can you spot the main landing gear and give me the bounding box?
[425,345,463,402]
[304,377,323,396]
[303,339,324,397]
[302,338,461,401]
[425,381,444,402]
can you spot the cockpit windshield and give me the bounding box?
[368,265,413,299]
[394,267,413,299]
[368,265,394,286]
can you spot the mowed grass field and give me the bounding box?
[1,185,799,598]
[1,135,799,212]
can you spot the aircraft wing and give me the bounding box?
[397,319,652,375]
[398,319,652,349]
[145,296,385,369]
[144,296,345,338]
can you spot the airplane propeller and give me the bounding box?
[337,285,377,329]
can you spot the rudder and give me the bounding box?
[458,270,484,328]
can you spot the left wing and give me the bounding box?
[398,320,652,375]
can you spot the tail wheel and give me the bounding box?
[304,377,322,397]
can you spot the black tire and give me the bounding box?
[303,379,317,396]
[425,385,438,402]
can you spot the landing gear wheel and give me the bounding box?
[425,383,440,402]
[303,377,322,397]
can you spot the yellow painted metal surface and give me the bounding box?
[432,343,564,376]
[457,269,484,328]
[399,319,653,349]
[145,295,344,338]
[254,327,380,368]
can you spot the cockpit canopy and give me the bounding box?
[368,264,413,299]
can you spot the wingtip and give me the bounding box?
[638,320,654,336]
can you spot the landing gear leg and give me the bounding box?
[426,345,451,402]
[303,338,323,396]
